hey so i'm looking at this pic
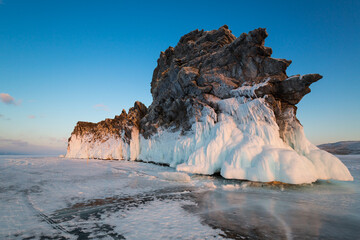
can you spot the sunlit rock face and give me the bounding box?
[142,26,319,146]
[66,26,353,184]
[66,101,147,160]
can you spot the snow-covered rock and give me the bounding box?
[66,101,147,160]
[66,26,353,184]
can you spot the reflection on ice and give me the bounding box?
[0,155,359,239]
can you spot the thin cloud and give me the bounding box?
[0,93,21,105]
[93,104,109,112]
[28,115,36,119]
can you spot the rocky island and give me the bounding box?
[66,25,353,184]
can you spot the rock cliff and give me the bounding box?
[67,101,147,160]
[141,26,321,148]
[66,26,353,184]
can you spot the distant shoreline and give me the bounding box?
[318,141,360,155]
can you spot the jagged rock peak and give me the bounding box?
[142,26,321,140]
[150,27,277,98]
[70,101,147,142]
[66,26,353,184]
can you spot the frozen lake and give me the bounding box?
[0,155,359,239]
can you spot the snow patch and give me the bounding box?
[158,172,191,182]
[203,182,217,189]
[222,182,248,191]
[230,77,270,97]
[222,184,241,191]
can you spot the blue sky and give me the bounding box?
[0,0,359,154]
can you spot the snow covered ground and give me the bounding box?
[0,155,359,239]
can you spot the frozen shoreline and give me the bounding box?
[1,155,359,239]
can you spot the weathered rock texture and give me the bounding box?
[66,26,353,184]
[67,101,147,160]
[70,101,147,144]
[69,25,308,143]
[141,25,321,148]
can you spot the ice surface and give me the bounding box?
[66,92,353,184]
[0,155,359,239]
[0,155,224,239]
[101,200,227,240]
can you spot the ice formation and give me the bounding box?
[66,26,353,184]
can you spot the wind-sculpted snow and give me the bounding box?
[66,25,353,184]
